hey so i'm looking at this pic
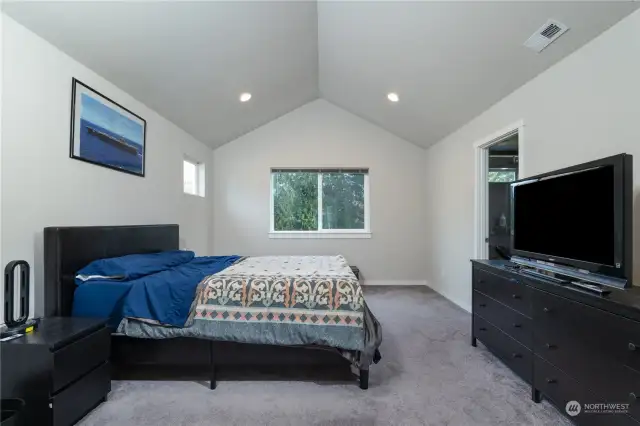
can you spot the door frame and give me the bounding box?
[473,120,525,260]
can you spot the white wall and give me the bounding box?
[213,99,427,284]
[424,9,640,312]
[1,15,214,318]
[0,12,4,318]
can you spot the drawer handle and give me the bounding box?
[630,392,638,401]
[546,378,557,384]
[512,353,522,359]
[629,343,637,352]
[543,307,552,313]
[479,303,487,308]
[509,278,519,284]
[511,294,521,300]
[479,327,487,331]
[513,323,522,328]
[545,343,557,350]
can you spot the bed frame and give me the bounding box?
[43,224,369,390]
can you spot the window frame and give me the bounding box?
[269,169,371,239]
[183,158,206,197]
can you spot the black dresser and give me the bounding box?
[1,317,111,426]
[472,260,640,426]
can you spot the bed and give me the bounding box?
[43,224,381,389]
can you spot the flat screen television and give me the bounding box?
[510,154,633,284]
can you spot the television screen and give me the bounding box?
[512,165,615,266]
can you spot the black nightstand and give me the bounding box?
[350,265,360,280]
[1,317,111,426]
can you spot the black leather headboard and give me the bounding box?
[44,225,179,317]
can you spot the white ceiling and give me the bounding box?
[3,1,319,147]
[318,1,638,147]
[3,1,638,149]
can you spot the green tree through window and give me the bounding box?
[273,172,318,231]
[272,170,367,232]
[488,170,517,183]
[322,173,365,229]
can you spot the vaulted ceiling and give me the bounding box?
[4,1,638,149]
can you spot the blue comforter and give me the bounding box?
[73,251,240,327]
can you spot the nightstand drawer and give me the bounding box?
[52,327,110,393]
[51,362,110,426]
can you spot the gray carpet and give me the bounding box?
[79,286,570,426]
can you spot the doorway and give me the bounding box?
[487,136,518,259]
[473,121,524,260]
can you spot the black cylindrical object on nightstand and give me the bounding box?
[4,261,30,327]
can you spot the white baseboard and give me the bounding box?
[363,280,428,286]
[428,287,472,313]
[360,280,472,312]
[447,297,471,313]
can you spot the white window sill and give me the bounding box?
[183,191,205,198]
[269,231,371,239]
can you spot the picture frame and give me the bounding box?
[69,78,146,177]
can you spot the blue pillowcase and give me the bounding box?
[75,250,195,284]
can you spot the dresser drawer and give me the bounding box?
[474,315,532,383]
[533,289,640,369]
[536,330,640,421]
[473,290,532,349]
[52,327,110,393]
[534,356,638,426]
[533,289,640,419]
[51,362,110,426]
[473,267,531,317]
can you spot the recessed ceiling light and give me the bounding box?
[239,93,252,102]
[387,92,399,102]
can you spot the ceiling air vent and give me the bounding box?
[524,19,569,53]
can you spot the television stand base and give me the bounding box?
[569,281,611,295]
[519,268,569,285]
[511,256,628,289]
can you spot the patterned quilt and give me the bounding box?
[193,255,365,333]
[118,255,382,368]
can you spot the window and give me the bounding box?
[270,168,370,238]
[183,159,205,197]
[488,169,517,183]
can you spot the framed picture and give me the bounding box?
[70,78,146,177]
